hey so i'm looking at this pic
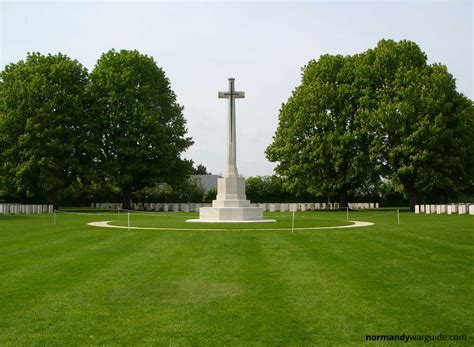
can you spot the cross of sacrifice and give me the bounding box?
[218,78,245,178]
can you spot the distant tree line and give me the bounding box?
[244,175,407,206]
[266,39,474,210]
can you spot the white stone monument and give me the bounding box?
[188,78,275,223]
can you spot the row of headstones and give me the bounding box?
[415,204,474,215]
[258,203,378,211]
[92,203,123,209]
[0,204,54,215]
[92,202,380,212]
[261,203,339,212]
[92,202,212,212]
[134,203,212,212]
[348,203,379,209]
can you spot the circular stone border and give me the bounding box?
[87,220,374,231]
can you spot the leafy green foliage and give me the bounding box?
[0,53,90,205]
[368,40,474,207]
[193,164,210,175]
[245,175,312,202]
[203,188,217,203]
[88,49,193,208]
[267,39,474,209]
[134,177,205,203]
[266,55,377,206]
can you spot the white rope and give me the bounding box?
[350,211,398,219]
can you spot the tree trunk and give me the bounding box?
[338,191,349,208]
[122,187,132,210]
[47,191,58,210]
[408,187,420,212]
[440,194,449,204]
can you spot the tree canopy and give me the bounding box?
[266,54,377,206]
[266,39,474,209]
[88,49,193,209]
[368,40,474,207]
[193,164,210,175]
[0,53,90,205]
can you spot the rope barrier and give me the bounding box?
[348,211,398,219]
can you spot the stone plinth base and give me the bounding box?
[186,206,276,224]
[186,176,276,224]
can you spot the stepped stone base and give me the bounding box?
[187,206,276,223]
[186,177,276,224]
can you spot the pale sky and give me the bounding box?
[1,0,472,177]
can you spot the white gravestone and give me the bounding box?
[188,78,274,223]
[441,205,447,214]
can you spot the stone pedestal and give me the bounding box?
[188,177,274,223]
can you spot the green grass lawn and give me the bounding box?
[0,211,472,345]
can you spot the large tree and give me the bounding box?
[368,40,474,209]
[89,49,193,209]
[266,39,473,209]
[0,53,90,205]
[265,54,377,207]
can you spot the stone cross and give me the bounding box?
[218,78,245,178]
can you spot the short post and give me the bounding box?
[346,206,349,221]
[54,210,56,225]
[128,213,130,231]
[117,208,120,220]
[397,209,400,225]
[291,211,295,233]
